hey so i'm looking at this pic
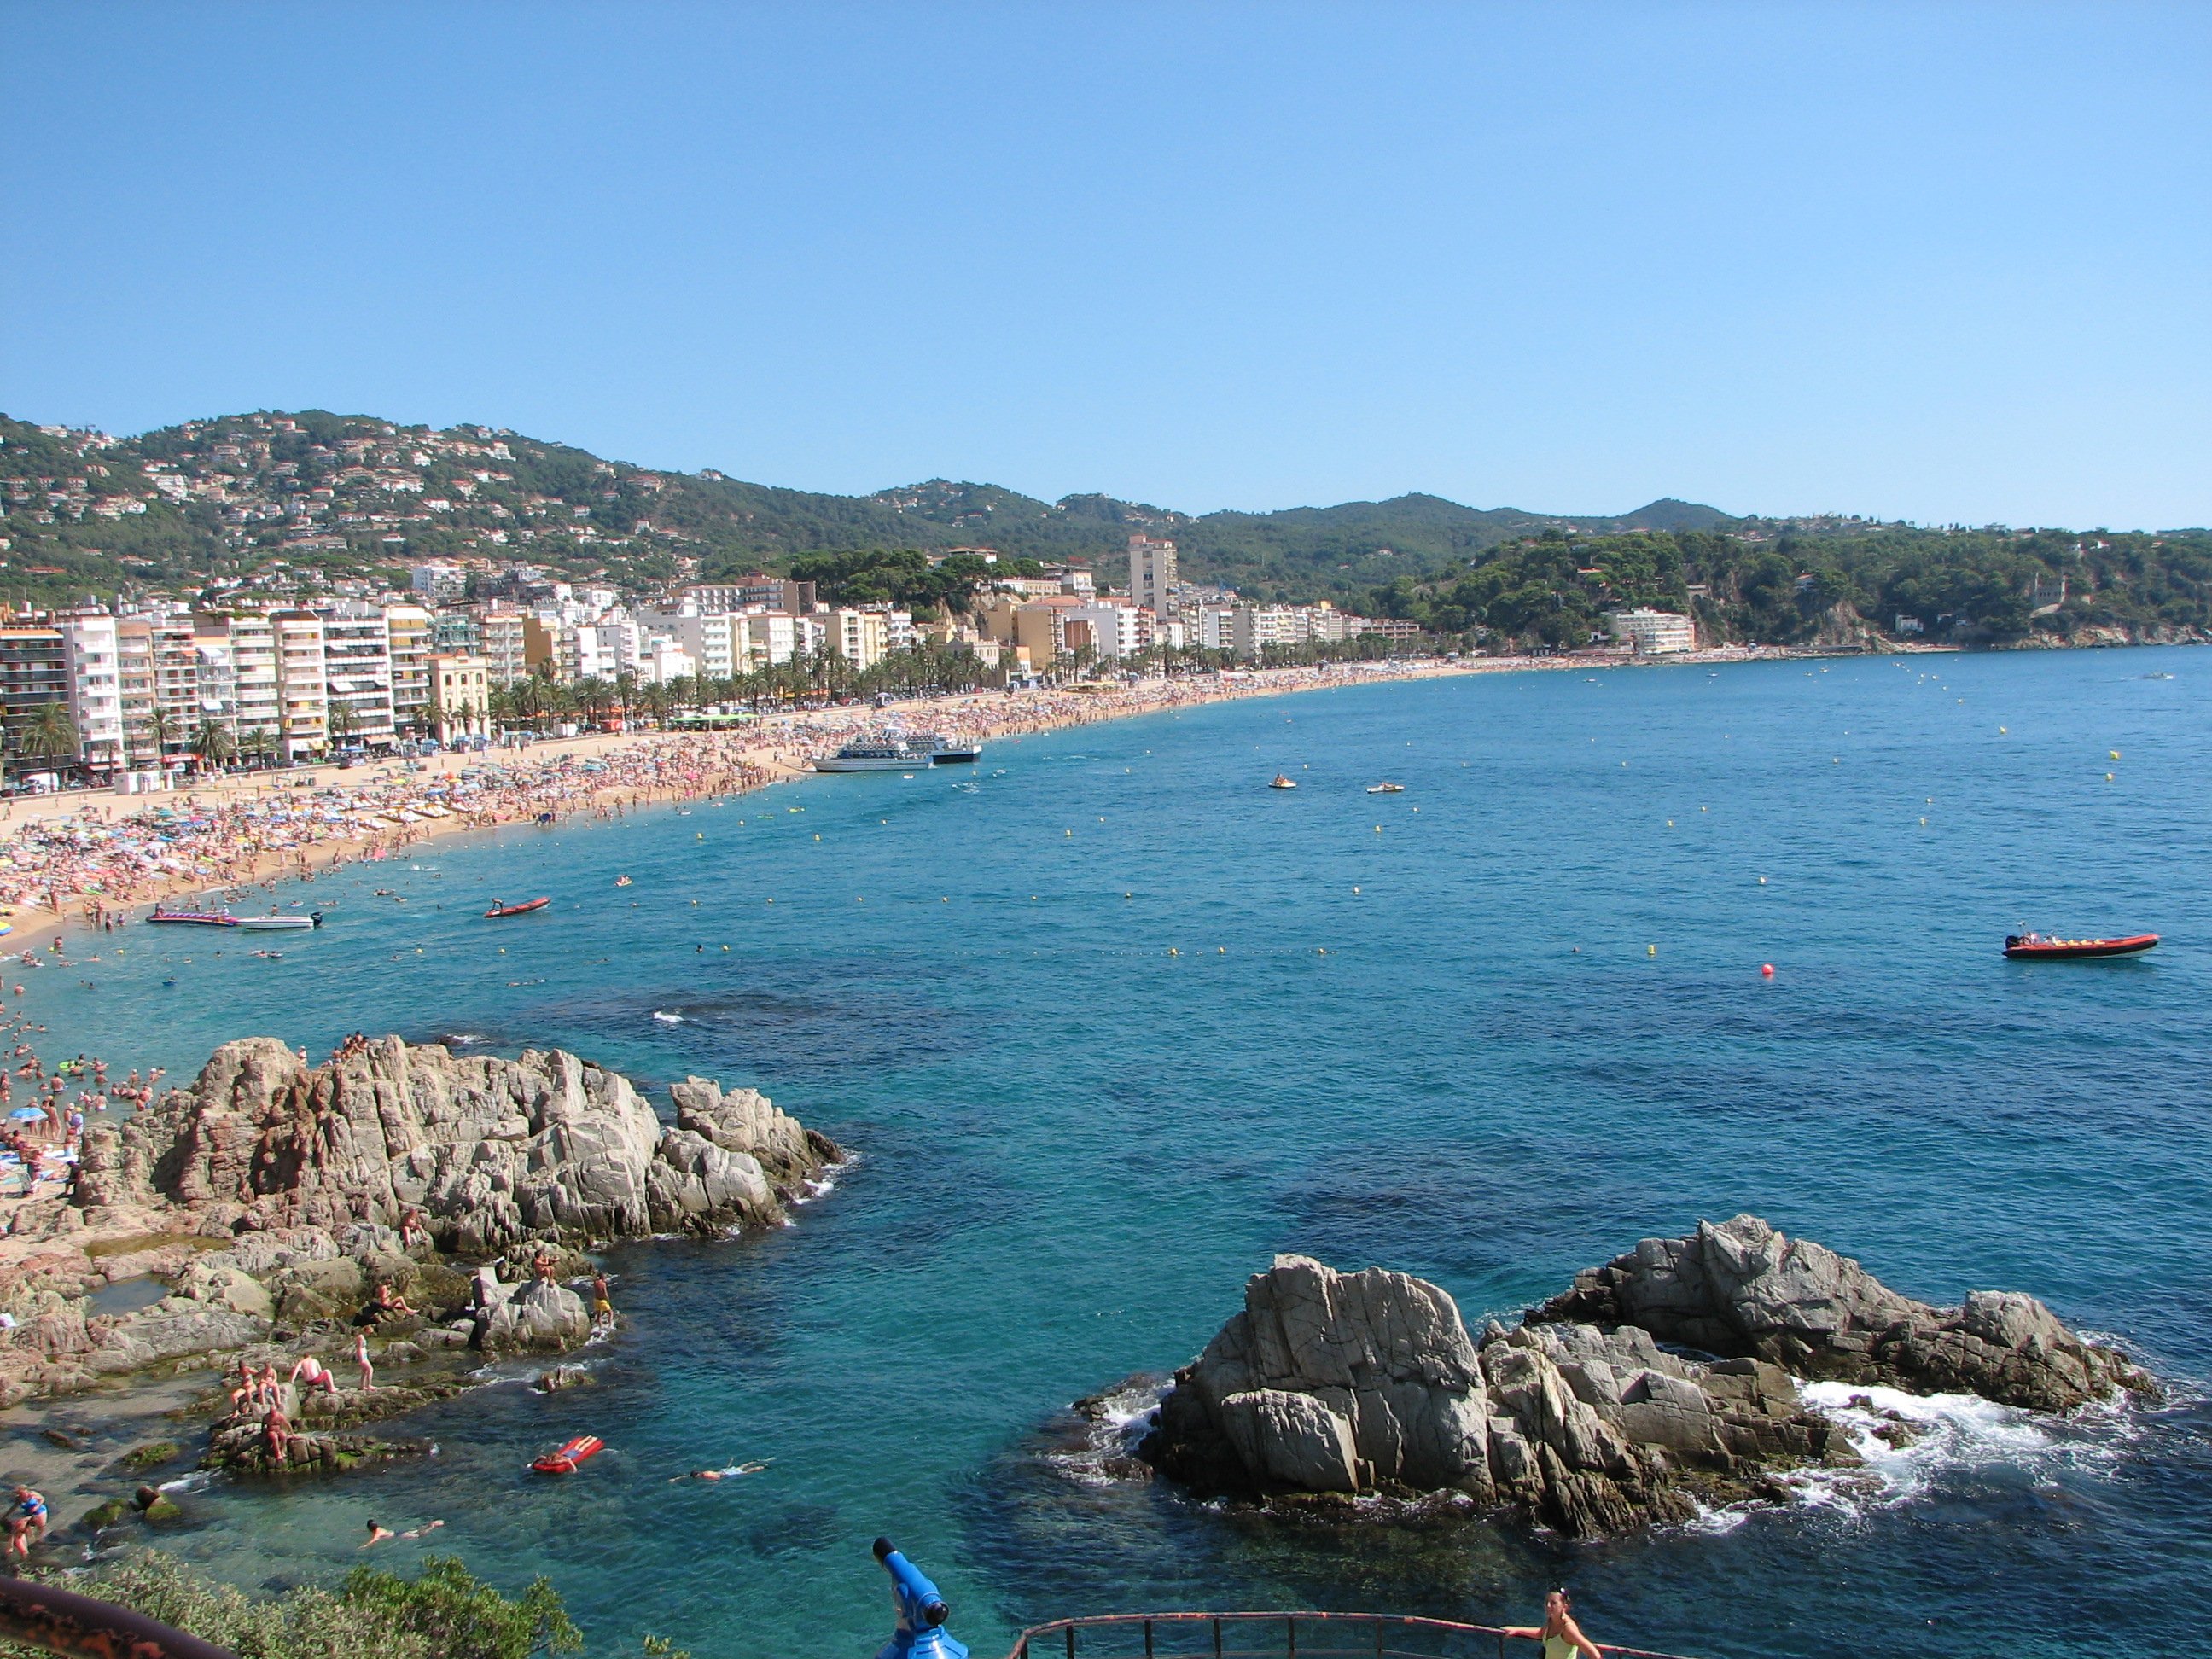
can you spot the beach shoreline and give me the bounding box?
[0,643,1883,951]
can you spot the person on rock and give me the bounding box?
[5,1487,46,1557]
[591,1272,614,1330]
[370,1281,416,1319]
[354,1330,375,1392]
[290,1352,341,1394]
[1504,1590,1604,1659]
[262,1405,292,1466]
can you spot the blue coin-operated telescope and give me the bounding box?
[873,1537,968,1659]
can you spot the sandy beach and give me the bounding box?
[0,648,1800,951]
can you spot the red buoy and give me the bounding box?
[1761,963,1775,977]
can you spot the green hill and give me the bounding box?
[3,407,2206,649]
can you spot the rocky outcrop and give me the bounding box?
[1139,1254,1850,1534]
[78,1037,841,1252]
[1137,1221,2148,1536]
[472,1267,591,1352]
[1528,1214,2150,1412]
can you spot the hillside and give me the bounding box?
[0,407,1737,608]
[2,408,2206,650]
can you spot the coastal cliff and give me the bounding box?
[1,1038,841,1404]
[1133,1215,2151,1536]
[76,1035,841,1250]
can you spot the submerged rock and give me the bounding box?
[1135,1219,2147,1537]
[1528,1214,2151,1412]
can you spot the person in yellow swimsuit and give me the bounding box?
[1503,1588,1604,1659]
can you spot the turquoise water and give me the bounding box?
[24,649,2212,1659]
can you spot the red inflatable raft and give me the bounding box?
[532,1435,604,1475]
[2003,931,2158,960]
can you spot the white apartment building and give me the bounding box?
[474,608,529,687]
[409,562,469,604]
[57,615,126,771]
[1128,534,1177,616]
[1608,608,1697,655]
[385,604,433,731]
[639,612,738,681]
[574,619,643,683]
[1066,602,1153,661]
[271,610,329,760]
[207,612,281,748]
[317,603,396,748]
[827,608,889,671]
[735,610,806,671]
[1232,606,1309,659]
[642,637,695,686]
[114,619,159,765]
[1196,608,1238,652]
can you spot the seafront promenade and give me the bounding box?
[0,649,1776,943]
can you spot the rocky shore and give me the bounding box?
[0,1036,840,1537]
[1132,1214,2152,1537]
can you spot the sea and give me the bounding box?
[18,648,2211,1659]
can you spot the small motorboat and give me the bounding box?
[2003,931,2158,960]
[1366,783,1406,795]
[485,897,551,919]
[1268,775,1297,789]
[532,1434,604,1475]
[148,910,239,928]
[236,913,320,931]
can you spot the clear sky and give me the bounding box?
[6,3,2207,527]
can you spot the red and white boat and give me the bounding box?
[148,909,240,928]
[484,897,552,919]
[531,1434,603,1475]
[2003,931,2158,960]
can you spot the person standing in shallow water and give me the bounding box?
[1503,1590,1604,1659]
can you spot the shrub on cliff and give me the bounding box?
[0,1552,688,1659]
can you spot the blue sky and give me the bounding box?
[6,3,2207,527]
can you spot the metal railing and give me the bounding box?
[1007,1612,1706,1659]
[0,1575,236,1658]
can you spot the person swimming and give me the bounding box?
[670,1459,771,1481]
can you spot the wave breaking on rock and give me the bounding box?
[1128,1214,2153,1537]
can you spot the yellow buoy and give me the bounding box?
[1647,944,1656,956]
[1218,946,1225,953]
[697,832,705,839]
[1998,727,2006,735]
[813,833,820,841]
[1374,825,1382,833]
[1667,820,1674,828]
[941,897,949,903]
[1065,830,1073,837]
[2110,749,2121,760]
[1353,886,1360,894]
[2106,772,2115,781]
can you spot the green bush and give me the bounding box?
[0,1552,688,1659]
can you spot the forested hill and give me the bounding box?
[0,406,1739,605]
[0,408,2205,649]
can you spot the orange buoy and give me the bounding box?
[1761,963,1774,978]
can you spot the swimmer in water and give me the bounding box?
[670,1459,771,1481]
[362,1520,394,1548]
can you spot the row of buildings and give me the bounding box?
[0,535,1422,774]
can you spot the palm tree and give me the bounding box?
[241,727,276,769]
[326,699,360,751]
[136,701,178,766]
[19,702,79,763]
[193,719,237,773]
